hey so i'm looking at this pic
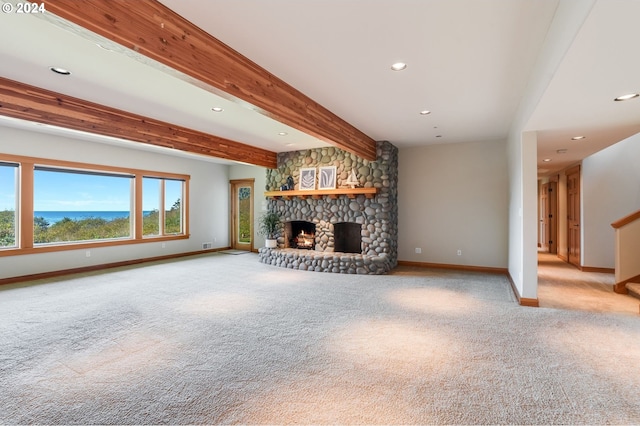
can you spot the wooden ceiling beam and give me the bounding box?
[42,0,377,161]
[0,77,277,168]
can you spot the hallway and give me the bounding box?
[537,252,639,316]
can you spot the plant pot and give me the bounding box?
[265,239,277,248]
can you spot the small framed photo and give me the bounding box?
[299,167,316,190]
[318,166,337,190]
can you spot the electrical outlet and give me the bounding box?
[457,249,462,256]
[415,247,422,254]
[85,250,91,258]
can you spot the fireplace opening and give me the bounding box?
[285,221,316,250]
[334,222,362,254]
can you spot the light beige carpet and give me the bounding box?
[1,253,639,424]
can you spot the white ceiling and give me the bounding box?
[0,0,639,175]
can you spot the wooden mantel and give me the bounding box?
[265,187,377,200]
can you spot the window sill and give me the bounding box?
[0,234,190,257]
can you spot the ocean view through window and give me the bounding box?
[33,167,133,244]
[0,153,190,256]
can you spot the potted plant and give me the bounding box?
[258,211,281,248]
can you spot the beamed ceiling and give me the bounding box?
[0,0,639,174]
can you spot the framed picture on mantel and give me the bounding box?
[318,166,337,190]
[299,167,316,190]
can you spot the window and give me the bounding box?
[143,177,160,236]
[143,177,185,237]
[164,179,183,235]
[0,153,189,256]
[0,162,18,248]
[33,167,134,245]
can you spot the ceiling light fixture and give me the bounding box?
[557,149,568,154]
[391,62,407,71]
[49,67,71,75]
[543,158,552,162]
[419,110,431,115]
[571,136,585,140]
[278,132,288,136]
[211,107,224,112]
[614,93,639,101]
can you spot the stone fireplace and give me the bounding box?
[258,141,398,274]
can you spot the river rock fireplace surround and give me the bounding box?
[258,141,398,275]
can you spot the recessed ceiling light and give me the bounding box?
[419,110,431,115]
[557,149,568,154]
[391,62,407,71]
[211,107,224,112]
[49,67,71,75]
[614,93,639,101]
[278,132,288,136]
[285,143,294,147]
[543,158,552,162]
[571,136,585,140]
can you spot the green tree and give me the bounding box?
[165,198,182,234]
[0,210,16,247]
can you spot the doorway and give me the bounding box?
[566,166,581,267]
[230,179,254,252]
[539,181,557,254]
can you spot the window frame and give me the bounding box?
[0,161,19,249]
[0,153,190,257]
[142,176,186,238]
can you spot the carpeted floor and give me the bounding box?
[1,252,639,424]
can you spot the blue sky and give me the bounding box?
[0,165,16,211]
[34,170,132,211]
[0,165,181,212]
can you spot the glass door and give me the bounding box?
[230,179,254,251]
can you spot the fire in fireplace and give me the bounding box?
[295,230,315,249]
[285,221,316,250]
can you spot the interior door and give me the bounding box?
[547,181,557,254]
[540,183,549,252]
[566,167,581,267]
[540,182,558,254]
[230,179,254,251]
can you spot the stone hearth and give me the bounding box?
[258,141,398,274]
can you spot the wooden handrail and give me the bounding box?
[611,209,640,229]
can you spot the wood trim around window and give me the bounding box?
[0,152,190,257]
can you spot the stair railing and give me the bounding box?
[611,209,640,293]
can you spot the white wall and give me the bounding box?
[229,164,267,250]
[0,125,230,279]
[507,131,539,299]
[398,140,508,268]
[582,131,640,268]
[506,0,596,300]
